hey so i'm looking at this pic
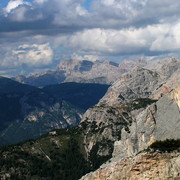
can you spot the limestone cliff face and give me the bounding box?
[81,152,180,180]
[100,58,180,105]
[14,59,147,86]
[80,58,180,169]
[99,66,160,105]
[80,104,133,167]
[81,88,180,180]
[113,89,180,158]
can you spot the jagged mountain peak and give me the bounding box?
[99,58,180,105]
[147,57,180,79]
[58,59,94,73]
[13,58,147,87]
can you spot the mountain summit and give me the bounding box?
[14,59,147,87]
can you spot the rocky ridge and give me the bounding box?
[81,152,180,180]
[81,89,180,179]
[14,59,147,87]
[81,88,180,180]
[80,58,179,162]
[0,58,179,179]
[100,58,180,105]
[80,58,180,179]
[112,87,180,159]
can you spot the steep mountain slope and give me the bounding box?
[80,98,157,168]
[0,78,111,146]
[81,88,180,180]
[100,58,180,105]
[79,58,180,169]
[113,87,180,158]
[0,78,83,146]
[81,151,180,180]
[0,128,90,180]
[0,58,179,180]
[14,59,146,87]
[99,66,160,105]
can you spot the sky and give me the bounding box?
[1,0,180,76]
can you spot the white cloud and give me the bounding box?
[150,23,180,51]
[60,28,148,54]
[0,43,53,69]
[14,43,53,66]
[1,0,180,76]
[58,22,180,56]
[34,0,48,4]
[4,0,30,13]
[71,53,100,62]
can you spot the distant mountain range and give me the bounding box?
[0,77,109,146]
[14,59,147,87]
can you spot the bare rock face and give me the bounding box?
[80,104,133,168]
[14,59,147,86]
[79,58,180,170]
[81,152,180,180]
[147,57,180,80]
[148,58,180,99]
[99,67,161,105]
[59,59,124,84]
[113,88,180,158]
[81,89,180,180]
[80,59,180,179]
[119,59,147,73]
[100,58,180,105]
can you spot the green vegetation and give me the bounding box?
[89,140,113,169]
[125,98,157,111]
[0,128,90,180]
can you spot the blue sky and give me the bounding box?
[84,0,92,10]
[0,0,180,76]
[0,1,7,7]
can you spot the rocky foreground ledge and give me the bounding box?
[81,151,180,180]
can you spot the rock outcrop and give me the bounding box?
[14,59,147,87]
[100,58,180,105]
[113,88,180,158]
[81,152,180,180]
[80,104,133,168]
[81,89,180,180]
[80,58,180,179]
[99,66,161,105]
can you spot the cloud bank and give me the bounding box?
[1,0,180,75]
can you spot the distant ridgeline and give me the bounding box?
[13,59,147,87]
